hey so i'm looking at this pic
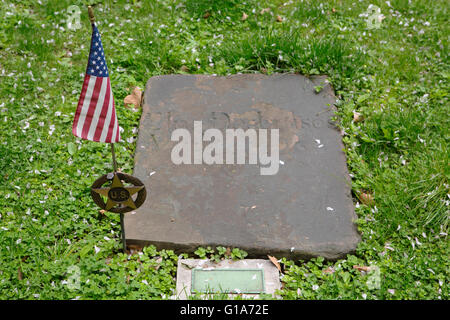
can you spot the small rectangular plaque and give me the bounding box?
[191,269,264,294]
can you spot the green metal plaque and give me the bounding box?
[191,269,265,294]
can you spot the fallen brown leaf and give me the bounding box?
[241,12,249,21]
[127,244,143,255]
[180,65,189,72]
[153,256,163,270]
[124,87,142,108]
[268,255,282,272]
[260,8,271,14]
[181,261,196,269]
[353,265,372,272]
[360,192,375,206]
[276,15,284,22]
[323,267,335,274]
[353,111,364,123]
[18,267,23,281]
[203,11,211,19]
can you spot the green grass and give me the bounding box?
[0,0,448,300]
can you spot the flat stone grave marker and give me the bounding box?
[125,74,360,260]
[175,259,281,299]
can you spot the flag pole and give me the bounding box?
[88,5,95,24]
[88,5,126,253]
[110,143,118,173]
[111,142,126,253]
[111,143,125,252]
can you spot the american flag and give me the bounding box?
[72,23,120,143]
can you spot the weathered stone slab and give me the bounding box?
[125,74,360,260]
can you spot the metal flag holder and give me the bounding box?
[87,6,147,252]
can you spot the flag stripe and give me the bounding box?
[87,77,108,141]
[72,75,90,136]
[81,76,103,139]
[112,110,119,142]
[111,102,121,143]
[115,121,120,142]
[111,98,119,142]
[99,93,113,142]
[106,106,116,142]
[75,76,97,137]
[93,79,112,142]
